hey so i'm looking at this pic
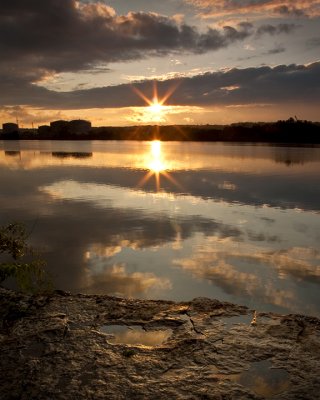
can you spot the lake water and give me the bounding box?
[1,140,320,317]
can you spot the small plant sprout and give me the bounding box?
[251,311,257,326]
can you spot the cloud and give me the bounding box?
[83,262,171,296]
[185,0,320,18]
[306,37,320,48]
[2,61,318,109]
[238,44,286,60]
[0,3,317,126]
[0,0,253,90]
[255,247,320,283]
[256,23,299,36]
[273,5,306,17]
[173,237,297,309]
[174,237,320,311]
[1,1,313,112]
[0,106,66,125]
[266,45,286,54]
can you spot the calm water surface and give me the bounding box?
[1,140,320,317]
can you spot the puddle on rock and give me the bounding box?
[237,360,290,398]
[100,325,172,346]
[221,314,253,329]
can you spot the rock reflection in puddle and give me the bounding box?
[237,360,290,398]
[100,325,172,346]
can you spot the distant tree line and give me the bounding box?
[1,118,320,144]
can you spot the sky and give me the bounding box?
[1,0,320,127]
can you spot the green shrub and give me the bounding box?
[0,222,49,292]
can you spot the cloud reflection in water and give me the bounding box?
[0,141,320,316]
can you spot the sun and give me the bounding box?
[131,81,180,124]
[147,98,165,122]
[149,99,164,114]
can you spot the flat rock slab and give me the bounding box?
[1,288,320,399]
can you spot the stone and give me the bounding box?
[0,288,319,399]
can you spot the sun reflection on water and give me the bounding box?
[149,140,166,173]
[138,140,181,191]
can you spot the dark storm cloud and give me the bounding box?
[0,0,253,88]
[2,61,318,109]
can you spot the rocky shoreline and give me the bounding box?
[1,288,320,399]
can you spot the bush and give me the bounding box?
[0,222,49,292]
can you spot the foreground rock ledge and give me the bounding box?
[1,288,319,399]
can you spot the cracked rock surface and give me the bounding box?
[1,288,320,399]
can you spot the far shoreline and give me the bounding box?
[1,118,320,144]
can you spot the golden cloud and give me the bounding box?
[185,0,320,18]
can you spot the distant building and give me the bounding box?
[38,125,51,137]
[69,120,91,135]
[3,123,19,134]
[50,120,69,134]
[48,119,91,136]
